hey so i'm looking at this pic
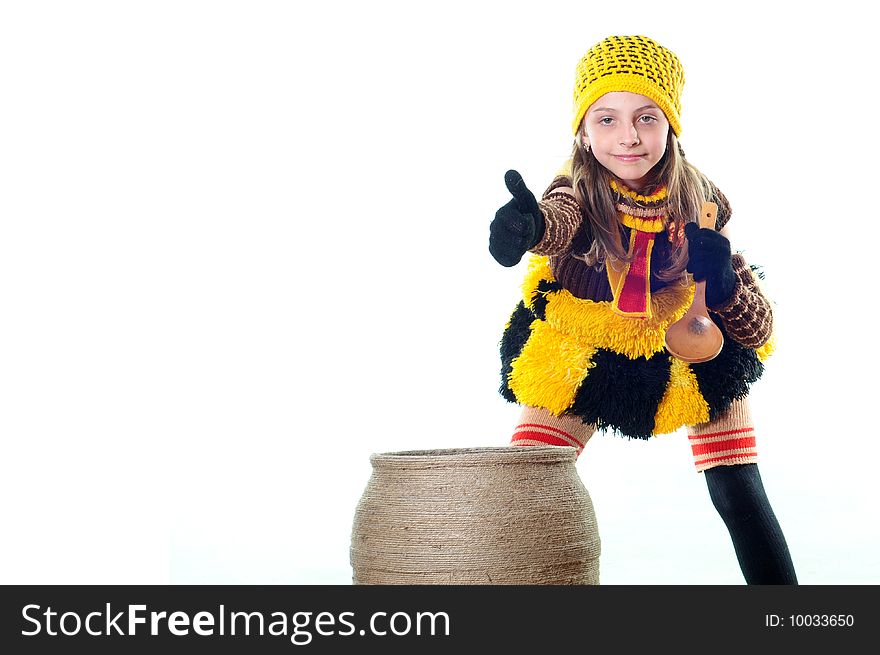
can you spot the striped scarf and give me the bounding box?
[605,179,673,319]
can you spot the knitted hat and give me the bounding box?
[572,35,685,137]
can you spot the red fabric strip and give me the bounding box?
[696,451,759,466]
[511,430,580,449]
[617,231,654,313]
[516,423,584,447]
[690,435,756,456]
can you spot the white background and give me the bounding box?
[1,0,877,584]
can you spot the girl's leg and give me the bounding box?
[688,398,798,584]
[703,464,798,584]
[509,406,596,458]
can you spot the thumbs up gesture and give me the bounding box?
[489,170,546,267]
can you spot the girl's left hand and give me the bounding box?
[684,222,736,307]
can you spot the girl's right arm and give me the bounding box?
[489,172,582,267]
[529,176,581,257]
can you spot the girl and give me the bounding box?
[489,35,797,584]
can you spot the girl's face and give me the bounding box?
[582,91,670,189]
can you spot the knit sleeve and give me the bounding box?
[531,175,583,257]
[708,253,773,349]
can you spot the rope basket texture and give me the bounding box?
[350,446,600,584]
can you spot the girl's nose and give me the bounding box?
[620,123,640,146]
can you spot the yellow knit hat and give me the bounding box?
[572,35,685,137]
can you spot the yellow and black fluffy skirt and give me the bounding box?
[499,256,775,440]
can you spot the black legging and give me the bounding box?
[704,463,798,584]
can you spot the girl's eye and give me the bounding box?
[600,115,656,125]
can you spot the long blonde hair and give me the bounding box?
[571,128,715,283]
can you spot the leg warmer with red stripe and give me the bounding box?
[687,397,757,472]
[509,406,596,457]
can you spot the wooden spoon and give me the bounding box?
[664,202,724,363]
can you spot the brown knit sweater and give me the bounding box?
[531,175,773,350]
[709,254,774,349]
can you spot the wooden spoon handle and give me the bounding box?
[691,279,708,314]
[699,202,718,230]
[688,202,718,314]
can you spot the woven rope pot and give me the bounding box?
[350,446,600,584]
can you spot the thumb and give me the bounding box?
[504,169,538,214]
[684,222,700,240]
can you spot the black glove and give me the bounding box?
[684,222,736,307]
[489,170,546,267]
